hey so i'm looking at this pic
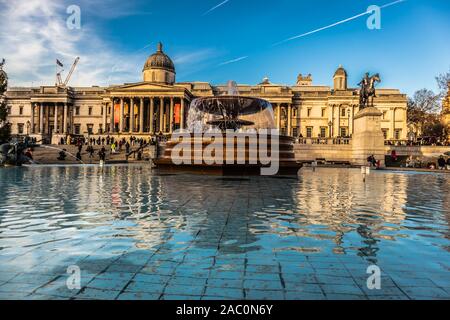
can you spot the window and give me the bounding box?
[395,129,402,140]
[101,106,104,116]
[382,111,387,120]
[74,124,81,134]
[88,107,93,116]
[292,128,298,137]
[341,108,347,117]
[340,127,348,137]
[18,123,24,134]
[306,127,313,138]
[19,106,24,115]
[382,129,388,140]
[99,124,103,134]
[307,108,312,117]
[87,124,93,134]
[7,106,11,115]
[321,108,326,118]
[75,106,80,115]
[320,127,327,138]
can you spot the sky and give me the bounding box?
[0,0,449,96]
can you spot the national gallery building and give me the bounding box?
[4,43,408,143]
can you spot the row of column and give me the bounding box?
[31,103,71,135]
[105,96,186,134]
[275,103,359,137]
[274,103,294,136]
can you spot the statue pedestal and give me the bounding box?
[352,107,385,167]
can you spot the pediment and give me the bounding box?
[108,82,186,93]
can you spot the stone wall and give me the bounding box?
[295,143,450,164]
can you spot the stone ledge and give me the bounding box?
[354,107,383,120]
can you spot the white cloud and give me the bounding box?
[0,0,217,87]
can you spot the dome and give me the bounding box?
[334,65,347,77]
[143,42,175,73]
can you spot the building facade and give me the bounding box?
[4,43,408,142]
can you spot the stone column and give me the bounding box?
[31,104,35,134]
[54,104,58,133]
[39,103,44,134]
[276,104,281,129]
[119,97,124,133]
[63,103,68,134]
[390,107,396,139]
[139,98,144,133]
[159,97,164,133]
[130,98,135,133]
[180,98,185,130]
[102,103,107,134]
[150,97,154,133]
[110,98,115,133]
[337,104,341,136]
[169,97,174,133]
[287,104,292,136]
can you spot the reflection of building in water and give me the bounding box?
[288,170,407,259]
[5,43,407,142]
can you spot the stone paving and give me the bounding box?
[0,166,449,300]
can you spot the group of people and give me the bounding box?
[57,135,154,163]
[437,156,450,170]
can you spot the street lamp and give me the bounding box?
[328,121,333,138]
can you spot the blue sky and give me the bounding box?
[0,0,449,95]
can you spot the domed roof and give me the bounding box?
[334,65,347,77]
[143,42,175,73]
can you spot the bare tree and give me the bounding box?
[407,89,443,139]
[435,68,450,99]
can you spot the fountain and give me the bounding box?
[154,81,302,175]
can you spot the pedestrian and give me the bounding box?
[438,156,446,170]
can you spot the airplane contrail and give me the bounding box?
[203,0,230,16]
[272,0,407,46]
[218,56,248,66]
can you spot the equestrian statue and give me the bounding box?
[358,72,381,109]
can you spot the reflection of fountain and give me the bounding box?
[155,81,302,175]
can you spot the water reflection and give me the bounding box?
[0,166,448,275]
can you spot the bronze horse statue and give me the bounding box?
[358,73,381,109]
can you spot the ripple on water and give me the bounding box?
[0,166,448,280]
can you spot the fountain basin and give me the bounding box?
[154,95,302,176]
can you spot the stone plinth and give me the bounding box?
[352,107,385,167]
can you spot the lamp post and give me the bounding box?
[328,121,332,138]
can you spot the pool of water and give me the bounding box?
[0,165,449,300]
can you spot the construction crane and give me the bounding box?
[63,57,80,86]
[56,57,80,87]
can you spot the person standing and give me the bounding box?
[438,156,446,170]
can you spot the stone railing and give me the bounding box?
[295,137,352,145]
